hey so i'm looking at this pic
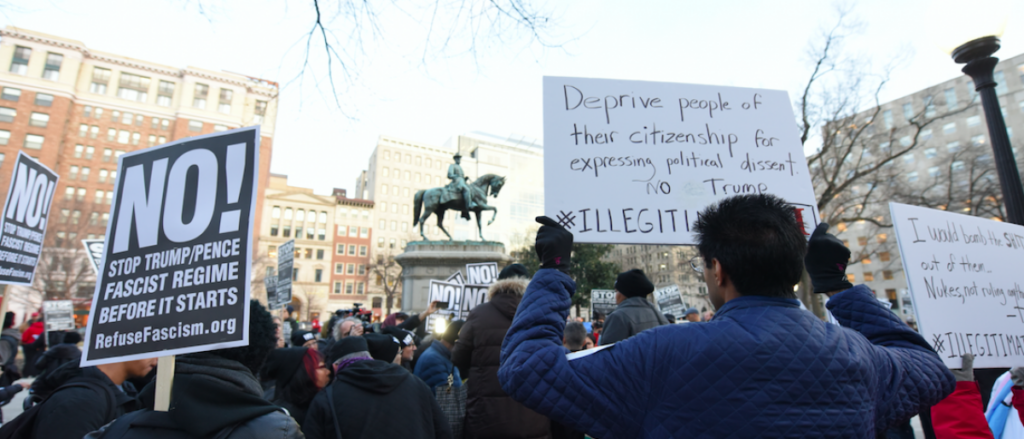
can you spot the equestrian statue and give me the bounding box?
[413,152,506,241]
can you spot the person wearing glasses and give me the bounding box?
[498,194,954,438]
[598,269,669,345]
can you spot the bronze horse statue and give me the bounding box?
[413,174,506,241]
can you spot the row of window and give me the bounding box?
[336,244,368,256]
[334,263,366,276]
[53,231,102,248]
[847,271,895,283]
[381,150,444,169]
[380,167,444,185]
[376,237,408,250]
[271,206,329,223]
[10,46,62,81]
[380,184,422,198]
[882,71,1014,128]
[333,281,366,295]
[0,131,44,149]
[1,87,53,106]
[337,207,370,218]
[87,65,268,117]
[63,186,115,204]
[269,224,327,240]
[66,166,117,183]
[78,124,168,147]
[73,145,125,162]
[82,106,172,131]
[0,107,49,127]
[57,209,110,226]
[336,226,369,238]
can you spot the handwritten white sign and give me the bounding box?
[543,77,818,244]
[891,202,1024,368]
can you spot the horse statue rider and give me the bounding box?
[447,152,477,218]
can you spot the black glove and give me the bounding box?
[805,223,853,294]
[535,216,573,274]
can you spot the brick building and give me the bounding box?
[0,27,278,316]
[330,189,376,317]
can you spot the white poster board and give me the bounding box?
[43,300,75,332]
[590,289,616,321]
[654,285,686,320]
[543,77,818,244]
[891,202,1024,368]
[427,279,463,334]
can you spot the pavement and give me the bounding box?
[1,381,30,422]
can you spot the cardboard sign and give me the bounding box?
[654,285,685,320]
[543,77,818,244]
[0,152,58,285]
[891,202,1024,368]
[590,289,616,321]
[43,300,75,332]
[465,262,498,285]
[81,127,260,366]
[274,240,294,310]
[82,239,104,275]
[459,284,489,320]
[427,279,463,334]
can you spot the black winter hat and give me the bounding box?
[498,263,529,280]
[441,320,465,345]
[382,327,415,348]
[291,330,315,347]
[805,223,855,294]
[262,347,307,388]
[327,336,369,365]
[364,333,401,362]
[615,269,654,298]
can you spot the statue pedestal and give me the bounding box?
[395,241,512,312]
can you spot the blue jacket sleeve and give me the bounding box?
[826,284,956,429]
[498,269,657,438]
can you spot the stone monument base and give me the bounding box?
[395,241,512,312]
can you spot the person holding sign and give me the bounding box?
[498,195,955,438]
[598,269,669,345]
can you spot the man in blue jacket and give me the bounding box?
[499,194,955,438]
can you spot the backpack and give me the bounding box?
[0,377,116,439]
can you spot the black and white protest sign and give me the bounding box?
[427,279,462,334]
[465,263,498,284]
[275,240,294,310]
[81,127,260,366]
[543,77,819,245]
[43,300,75,332]
[263,269,279,310]
[82,239,105,275]
[891,202,1024,368]
[0,152,58,285]
[458,262,499,319]
[446,270,464,285]
[590,289,616,321]
[653,285,685,320]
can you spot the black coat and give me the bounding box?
[31,366,141,439]
[303,360,450,439]
[451,278,551,439]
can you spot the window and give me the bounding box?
[0,130,8,145]
[401,222,408,232]
[928,166,941,177]
[34,93,52,107]
[899,136,912,147]
[98,169,108,183]
[76,188,85,201]
[920,129,932,141]
[863,272,875,282]
[78,124,89,137]
[117,73,150,102]
[64,187,74,200]
[284,208,293,220]
[348,244,357,255]
[270,223,278,236]
[381,184,388,195]
[117,130,130,144]
[336,244,344,255]
[995,70,1007,95]
[902,103,913,120]
[193,83,209,109]
[337,225,347,236]
[952,161,965,172]
[348,227,357,238]
[10,46,30,75]
[0,107,14,123]
[857,236,868,246]
[295,226,303,240]
[1,88,19,101]
[972,134,986,146]
[42,53,62,80]
[344,264,354,275]
[74,144,85,158]
[135,114,144,126]
[390,221,397,231]
[157,80,175,107]
[924,148,937,158]
[161,119,169,130]
[389,238,396,249]
[907,171,918,182]
[282,225,291,238]
[846,273,856,283]
[378,219,385,230]
[292,268,299,281]
[315,269,323,283]
[218,88,233,114]
[319,211,327,223]
[966,115,981,127]
[80,167,90,181]
[947,141,960,153]
[131,132,140,145]
[307,228,315,240]
[90,67,111,94]
[883,270,894,280]
[90,126,98,139]
[359,245,367,256]
[943,122,956,135]
[27,112,48,127]
[945,88,957,110]
[358,265,365,275]
[188,120,203,132]
[334,282,342,295]
[382,167,389,178]
[106,128,116,141]
[335,263,344,274]
[94,107,103,119]
[360,227,368,238]
[101,213,109,225]
[213,124,228,132]
[377,237,384,248]
[119,111,134,124]
[23,134,43,150]
[158,136,166,144]
[318,228,326,240]
[148,135,156,146]
[106,191,113,204]
[89,212,98,225]
[103,148,112,162]
[883,110,893,129]
[346,283,354,295]
[254,100,267,123]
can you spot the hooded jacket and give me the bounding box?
[303,359,451,439]
[452,278,551,439]
[85,353,302,439]
[0,327,21,366]
[598,296,669,345]
[415,340,461,391]
[31,366,141,439]
[498,269,955,438]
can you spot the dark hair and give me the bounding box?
[693,194,805,298]
[208,300,278,374]
[63,331,82,344]
[3,312,13,329]
[395,312,409,321]
[278,349,323,406]
[563,322,586,351]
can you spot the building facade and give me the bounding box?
[0,27,278,318]
[602,244,712,316]
[331,189,377,317]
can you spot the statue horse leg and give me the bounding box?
[475,210,484,241]
[436,209,453,240]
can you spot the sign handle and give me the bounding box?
[154,355,175,411]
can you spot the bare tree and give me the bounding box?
[368,249,403,315]
[892,141,1005,220]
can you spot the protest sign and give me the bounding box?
[275,240,294,310]
[43,300,75,332]
[446,270,464,285]
[891,202,1024,368]
[543,77,818,244]
[465,262,498,284]
[590,289,616,321]
[82,239,105,275]
[0,152,58,285]
[427,279,462,334]
[81,127,259,366]
[459,262,500,319]
[654,285,685,320]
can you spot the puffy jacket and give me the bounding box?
[33,366,142,439]
[452,278,551,439]
[598,296,669,345]
[415,340,461,391]
[931,381,994,439]
[499,269,956,438]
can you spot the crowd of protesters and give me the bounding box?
[6,194,1024,437]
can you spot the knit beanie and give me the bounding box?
[291,330,315,347]
[262,347,307,387]
[327,336,369,365]
[498,263,529,280]
[615,269,654,298]
[442,320,465,345]
[364,333,401,362]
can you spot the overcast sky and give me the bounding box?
[4,0,1022,194]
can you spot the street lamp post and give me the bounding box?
[952,36,1024,224]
